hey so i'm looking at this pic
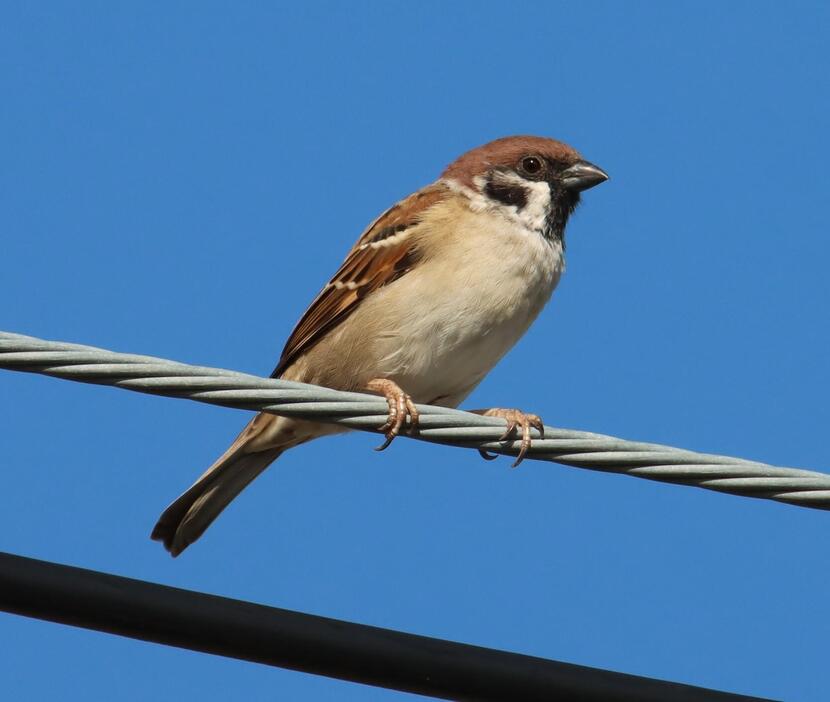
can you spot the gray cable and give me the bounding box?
[2,330,828,511]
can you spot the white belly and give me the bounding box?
[358,211,564,406]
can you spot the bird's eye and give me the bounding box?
[521,156,543,175]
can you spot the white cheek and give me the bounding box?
[443,176,491,213]
[446,174,551,235]
[514,179,551,232]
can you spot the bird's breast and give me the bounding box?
[357,208,564,404]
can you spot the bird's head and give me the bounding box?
[441,135,607,242]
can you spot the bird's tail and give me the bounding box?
[151,414,295,557]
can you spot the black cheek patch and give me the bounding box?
[484,181,527,209]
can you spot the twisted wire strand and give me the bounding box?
[2,331,828,511]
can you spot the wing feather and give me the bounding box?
[271,184,449,378]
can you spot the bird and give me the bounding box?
[151,135,607,556]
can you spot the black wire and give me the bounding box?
[0,552,776,702]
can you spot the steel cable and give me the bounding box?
[2,330,828,511]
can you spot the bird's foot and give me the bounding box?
[367,378,420,451]
[473,408,544,467]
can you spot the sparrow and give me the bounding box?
[152,135,607,556]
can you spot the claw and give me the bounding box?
[367,378,419,451]
[476,408,544,467]
[375,434,397,452]
[499,419,519,442]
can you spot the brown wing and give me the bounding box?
[271,183,449,378]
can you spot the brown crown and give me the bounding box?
[441,135,582,188]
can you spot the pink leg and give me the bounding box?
[471,408,545,467]
[367,378,420,451]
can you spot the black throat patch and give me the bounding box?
[482,172,580,248]
[544,187,580,247]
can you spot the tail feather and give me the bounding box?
[151,448,282,557]
[151,415,287,556]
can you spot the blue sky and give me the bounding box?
[2,2,829,700]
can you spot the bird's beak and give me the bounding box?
[560,160,609,192]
